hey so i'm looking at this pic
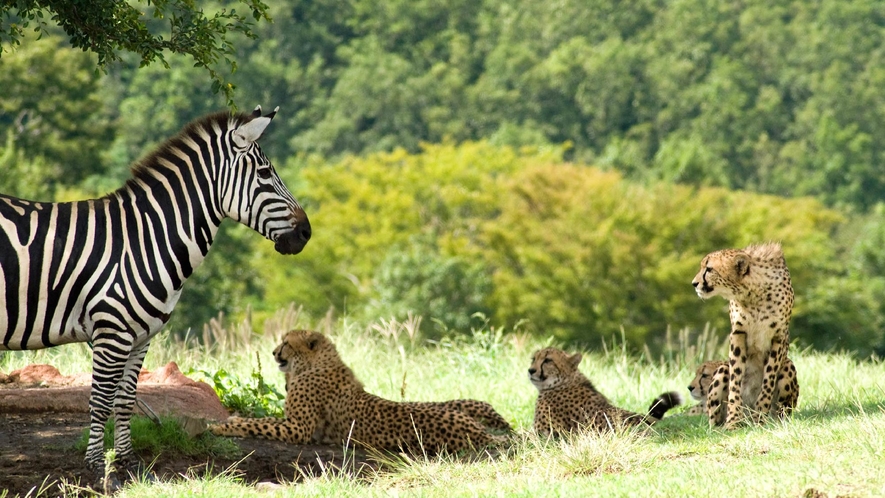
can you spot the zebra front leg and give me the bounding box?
[724,330,748,429]
[113,340,154,480]
[85,333,134,491]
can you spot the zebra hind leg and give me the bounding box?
[86,331,148,493]
[113,341,158,483]
[85,336,134,492]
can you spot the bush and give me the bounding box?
[367,234,492,337]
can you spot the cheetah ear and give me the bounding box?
[306,337,318,350]
[734,254,751,277]
[568,352,582,367]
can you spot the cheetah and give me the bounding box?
[684,360,728,416]
[209,330,511,454]
[528,347,681,436]
[685,359,798,422]
[692,242,795,428]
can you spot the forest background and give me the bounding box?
[2,0,885,357]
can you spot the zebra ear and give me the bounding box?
[232,116,272,148]
[251,105,262,118]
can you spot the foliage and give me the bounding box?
[190,361,285,418]
[6,0,885,354]
[367,234,493,338]
[250,143,868,353]
[0,130,55,200]
[795,204,885,356]
[249,142,563,320]
[0,32,112,192]
[477,163,844,349]
[0,0,271,105]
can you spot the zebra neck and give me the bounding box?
[116,173,224,286]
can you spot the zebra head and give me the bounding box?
[224,106,311,255]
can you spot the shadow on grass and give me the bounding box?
[649,398,885,445]
[790,399,885,422]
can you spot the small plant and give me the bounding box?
[189,352,285,418]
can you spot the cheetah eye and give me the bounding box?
[542,358,552,364]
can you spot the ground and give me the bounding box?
[0,412,376,496]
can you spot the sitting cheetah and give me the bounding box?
[210,330,511,454]
[685,359,798,422]
[528,347,681,436]
[692,242,796,428]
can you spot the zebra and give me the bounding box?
[0,106,311,487]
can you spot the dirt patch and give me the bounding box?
[0,412,377,496]
[0,364,378,496]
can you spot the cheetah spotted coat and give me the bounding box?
[529,347,681,436]
[210,330,511,454]
[692,242,796,428]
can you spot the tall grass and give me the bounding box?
[2,308,884,497]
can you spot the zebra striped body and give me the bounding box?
[0,106,310,483]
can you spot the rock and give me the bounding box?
[0,362,230,422]
[1,364,91,386]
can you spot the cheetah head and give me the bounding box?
[273,329,337,375]
[691,249,750,301]
[528,347,582,391]
[688,360,726,402]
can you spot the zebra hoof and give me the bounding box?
[89,470,123,494]
[86,461,123,493]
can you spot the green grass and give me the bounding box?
[71,416,240,460]
[3,309,884,497]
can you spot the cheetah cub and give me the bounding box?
[685,359,798,422]
[529,347,681,436]
[210,330,511,454]
[692,242,796,428]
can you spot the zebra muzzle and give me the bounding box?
[274,220,312,255]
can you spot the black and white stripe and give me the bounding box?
[0,106,310,478]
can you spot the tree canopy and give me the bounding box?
[0,0,270,104]
[4,0,885,356]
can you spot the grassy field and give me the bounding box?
[2,308,884,497]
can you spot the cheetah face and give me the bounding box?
[688,361,726,402]
[272,329,333,375]
[528,347,582,391]
[691,250,749,301]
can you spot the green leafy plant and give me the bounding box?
[190,354,285,418]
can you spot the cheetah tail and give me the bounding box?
[646,391,683,421]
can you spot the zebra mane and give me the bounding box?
[124,110,257,189]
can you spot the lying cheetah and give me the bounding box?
[210,330,511,454]
[528,347,681,436]
[692,242,795,428]
[686,359,798,422]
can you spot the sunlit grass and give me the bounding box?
[3,308,885,497]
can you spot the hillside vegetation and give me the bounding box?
[2,0,885,355]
